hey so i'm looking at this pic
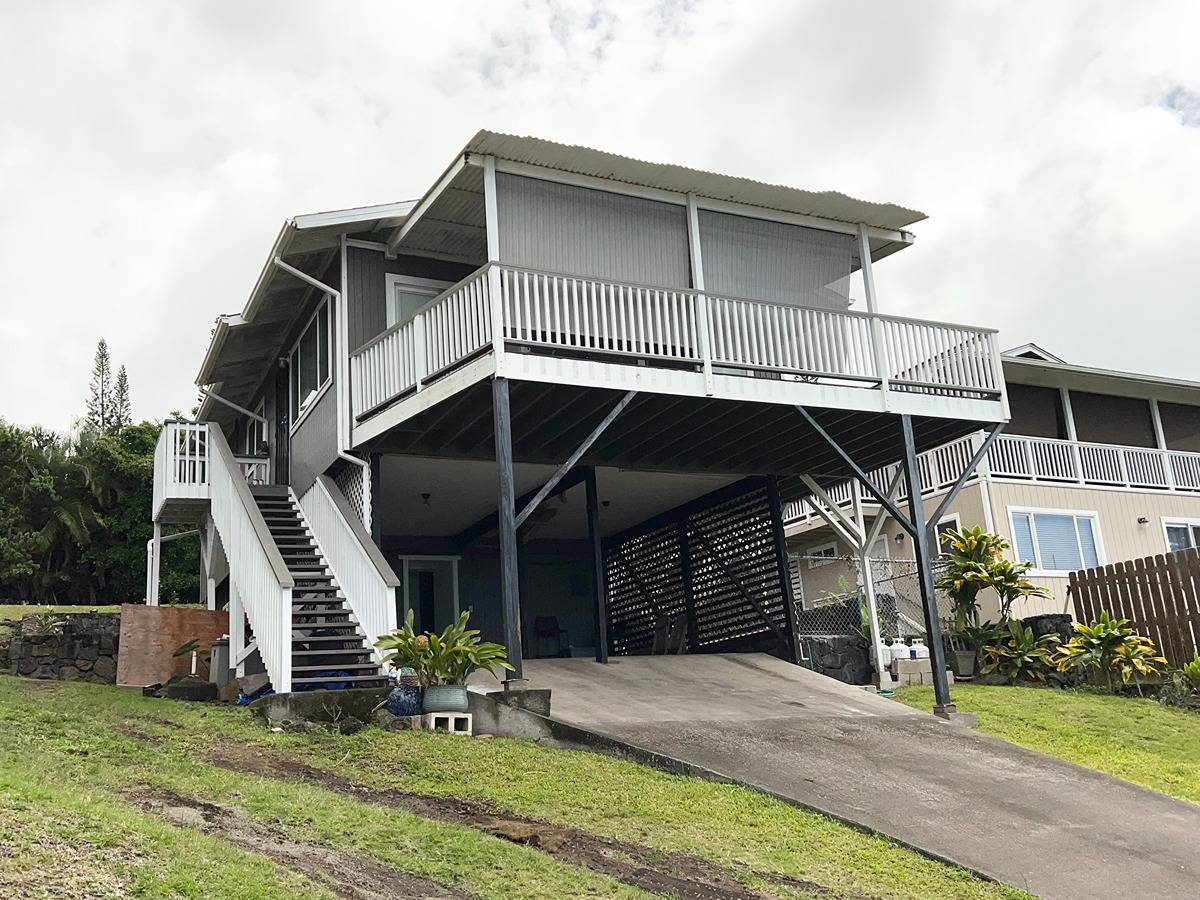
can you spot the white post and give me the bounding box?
[852,480,891,687]
[414,313,428,391]
[229,586,245,677]
[1060,387,1083,482]
[483,156,505,375]
[686,193,715,395]
[857,223,890,405]
[1150,398,1175,489]
[198,527,208,609]
[148,522,161,607]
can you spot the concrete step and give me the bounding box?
[291,674,390,687]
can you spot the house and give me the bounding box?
[785,342,1200,624]
[148,130,1008,713]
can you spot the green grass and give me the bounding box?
[0,677,1029,899]
[895,684,1200,804]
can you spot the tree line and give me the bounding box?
[0,341,197,604]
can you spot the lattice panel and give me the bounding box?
[334,463,366,529]
[604,483,791,658]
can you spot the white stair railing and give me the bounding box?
[206,426,295,693]
[299,475,400,664]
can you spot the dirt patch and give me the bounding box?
[115,722,162,747]
[0,827,139,898]
[136,789,467,899]
[209,742,785,900]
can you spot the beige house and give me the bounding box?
[786,344,1200,622]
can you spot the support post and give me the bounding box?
[899,415,954,715]
[686,193,715,395]
[852,481,891,685]
[678,519,698,651]
[857,222,890,402]
[229,587,245,677]
[584,467,609,663]
[492,377,524,678]
[147,522,161,607]
[483,156,505,376]
[766,476,802,664]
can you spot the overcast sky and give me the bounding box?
[2,1,1198,432]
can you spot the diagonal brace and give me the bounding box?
[800,474,865,546]
[925,423,1005,538]
[795,406,917,536]
[515,390,636,528]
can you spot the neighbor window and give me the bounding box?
[289,300,331,425]
[386,274,452,328]
[805,542,838,568]
[1010,509,1101,573]
[1163,519,1200,553]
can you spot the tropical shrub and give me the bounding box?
[1054,612,1167,691]
[1160,656,1200,711]
[376,610,513,687]
[935,527,1048,630]
[988,557,1049,620]
[979,619,1059,684]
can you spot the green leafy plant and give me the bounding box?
[1054,612,1167,692]
[987,557,1050,620]
[935,526,1005,630]
[375,610,513,687]
[1160,657,1200,710]
[979,619,1059,684]
[25,612,65,636]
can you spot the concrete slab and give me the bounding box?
[499,653,1200,900]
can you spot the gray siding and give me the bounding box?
[1070,391,1156,448]
[698,209,853,308]
[290,379,338,495]
[346,246,474,351]
[496,172,690,287]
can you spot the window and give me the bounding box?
[289,300,331,427]
[1163,519,1200,553]
[386,274,452,328]
[805,542,838,568]
[1009,508,1101,573]
[936,514,962,556]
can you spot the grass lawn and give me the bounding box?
[0,676,1031,900]
[895,684,1200,805]
[0,604,122,620]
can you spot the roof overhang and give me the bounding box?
[195,200,417,426]
[387,129,922,264]
[1003,356,1200,405]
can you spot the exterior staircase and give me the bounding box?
[252,487,389,690]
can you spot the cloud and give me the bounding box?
[1,0,1199,432]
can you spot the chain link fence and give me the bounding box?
[789,553,953,642]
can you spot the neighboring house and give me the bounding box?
[148,130,1007,699]
[785,343,1200,621]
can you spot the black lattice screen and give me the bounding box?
[604,481,793,659]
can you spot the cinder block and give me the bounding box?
[893,658,933,676]
[421,712,473,735]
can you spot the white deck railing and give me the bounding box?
[207,426,295,693]
[299,475,400,665]
[234,455,270,485]
[784,431,1200,526]
[152,421,210,518]
[350,262,1003,422]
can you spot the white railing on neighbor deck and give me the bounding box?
[299,475,400,665]
[207,426,295,693]
[987,434,1200,492]
[350,262,1003,422]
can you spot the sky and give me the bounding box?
[1,0,1199,432]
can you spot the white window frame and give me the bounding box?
[385,274,453,328]
[399,555,462,621]
[288,299,333,434]
[1007,506,1105,577]
[243,399,268,455]
[1161,517,1200,554]
[805,540,839,568]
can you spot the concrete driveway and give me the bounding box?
[512,653,1200,900]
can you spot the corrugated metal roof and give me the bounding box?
[463,130,926,231]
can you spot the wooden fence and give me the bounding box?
[1068,548,1200,668]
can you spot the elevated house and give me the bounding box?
[787,343,1200,624]
[149,131,1008,713]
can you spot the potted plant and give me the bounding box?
[375,610,513,714]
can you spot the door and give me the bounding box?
[273,362,290,485]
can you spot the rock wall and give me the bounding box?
[799,635,871,685]
[0,613,120,682]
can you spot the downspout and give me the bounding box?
[271,255,369,489]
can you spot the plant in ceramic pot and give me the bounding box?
[376,610,513,714]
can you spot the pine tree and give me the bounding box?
[113,365,131,430]
[85,339,114,433]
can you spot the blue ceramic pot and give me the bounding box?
[423,683,469,713]
[386,683,423,717]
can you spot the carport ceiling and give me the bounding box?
[363,380,983,489]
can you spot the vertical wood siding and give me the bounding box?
[698,209,853,309]
[495,172,691,288]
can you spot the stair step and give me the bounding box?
[292,663,382,673]
[292,648,374,658]
[292,675,391,687]
[291,634,365,643]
